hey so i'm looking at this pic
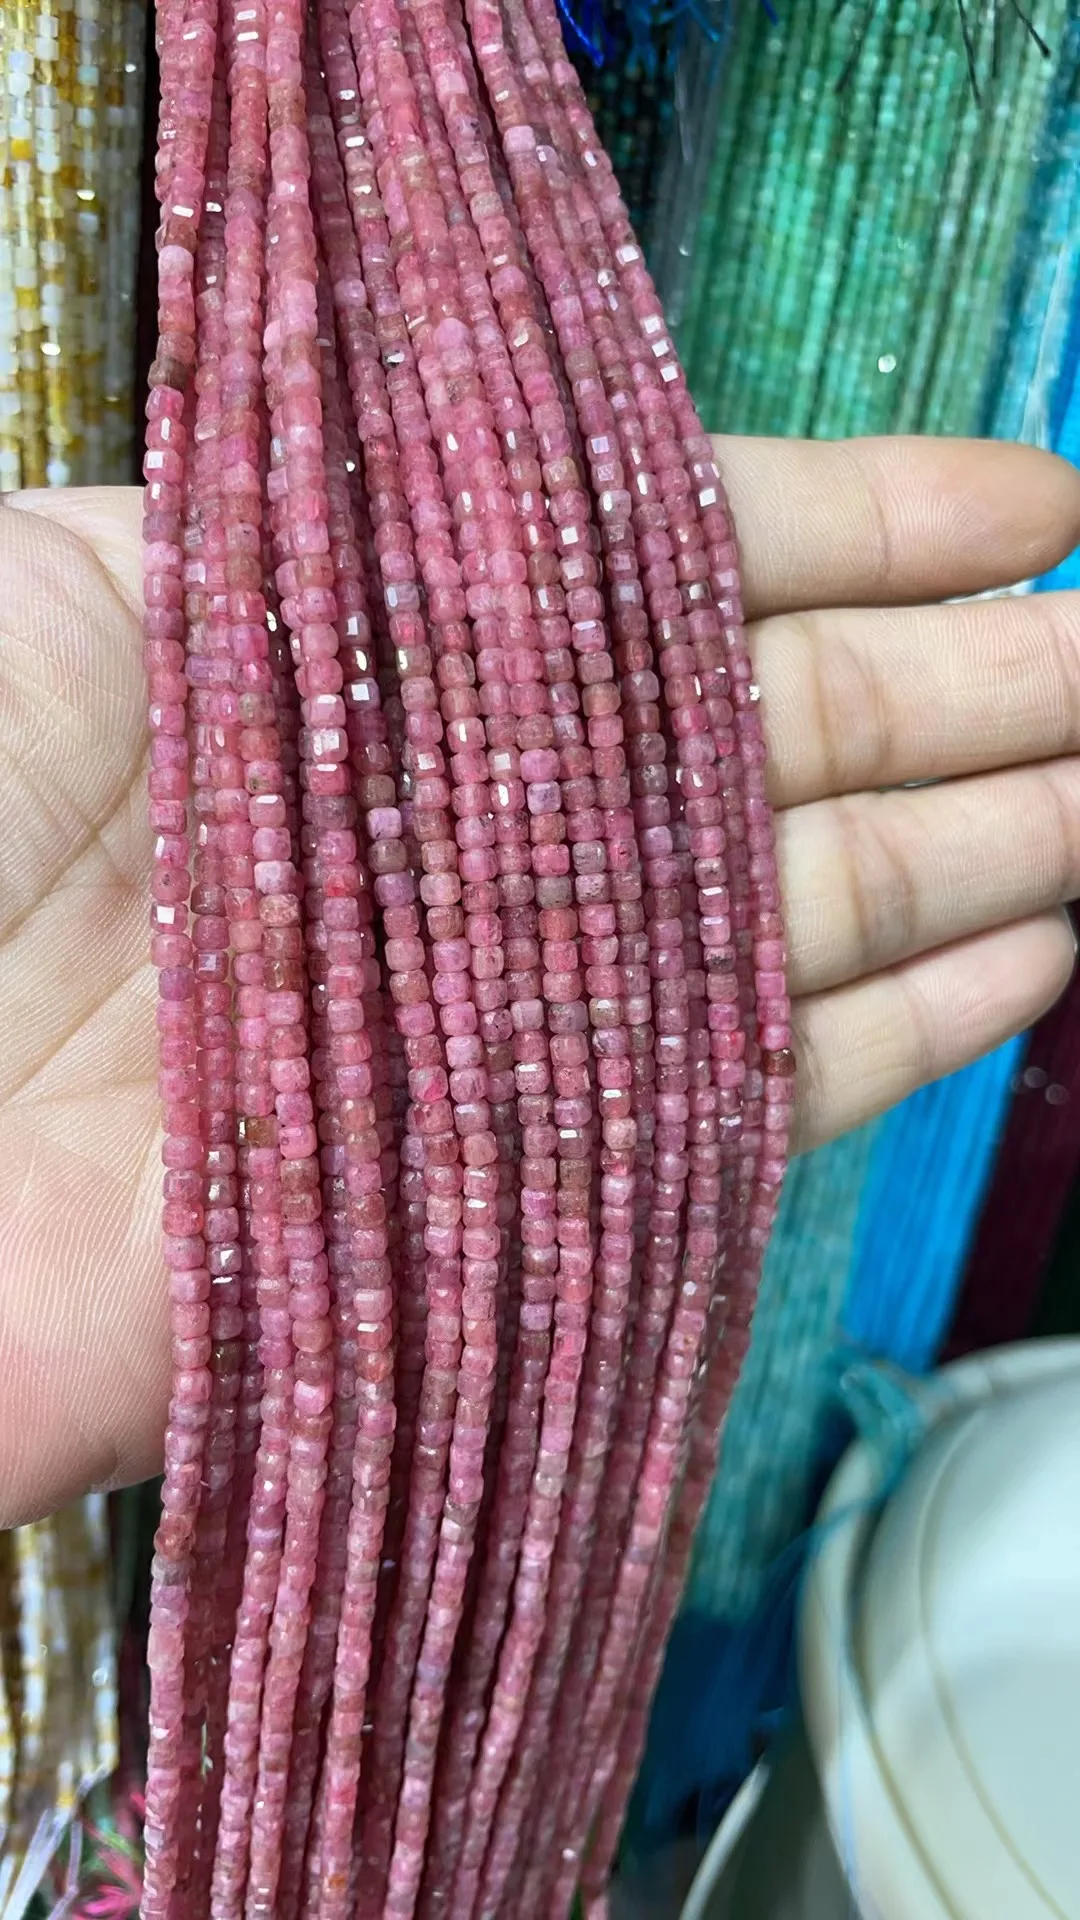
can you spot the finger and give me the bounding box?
[715,436,1080,619]
[27,480,1080,812]
[16,440,1080,635]
[782,758,1080,998]
[760,589,1080,809]
[792,910,1075,1154]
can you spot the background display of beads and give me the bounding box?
[649,0,1072,437]
[0,0,146,490]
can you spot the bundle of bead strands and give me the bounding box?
[0,0,146,490]
[140,0,791,1908]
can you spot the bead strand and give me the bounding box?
[382,3,653,1904]
[140,0,222,1902]
[307,62,470,1920]
[174,76,244,1908]
[317,14,477,1897]
[273,252,386,1920]
[311,18,496,1904]
[201,0,315,1894]
[192,0,275,1895]
[383,6,639,1907]
[504,33,792,1896]
[239,3,387,1901]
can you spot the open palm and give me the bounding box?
[2,436,1079,1526]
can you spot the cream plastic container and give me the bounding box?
[802,1338,1080,1920]
[682,1339,1080,1920]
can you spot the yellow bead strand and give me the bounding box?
[0,0,146,489]
[7,0,46,486]
[0,21,21,491]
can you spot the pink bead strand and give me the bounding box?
[201,0,320,1898]
[274,243,400,1920]
[140,0,223,1902]
[241,2,393,1901]
[577,1330,752,1914]
[307,15,503,1896]
[378,6,644,1909]
[303,19,424,1693]
[495,24,790,1899]
[176,77,247,1910]
[310,29,515,1902]
[201,0,281,1893]
[374,7,661,1912]
[196,19,276,1888]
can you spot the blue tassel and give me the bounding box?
[555,0,612,64]
[629,1559,803,1850]
[565,0,754,76]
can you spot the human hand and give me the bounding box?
[1,437,1078,1524]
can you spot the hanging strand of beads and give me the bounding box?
[0,0,145,488]
[140,0,793,1908]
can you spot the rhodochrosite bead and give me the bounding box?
[140,0,792,1908]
